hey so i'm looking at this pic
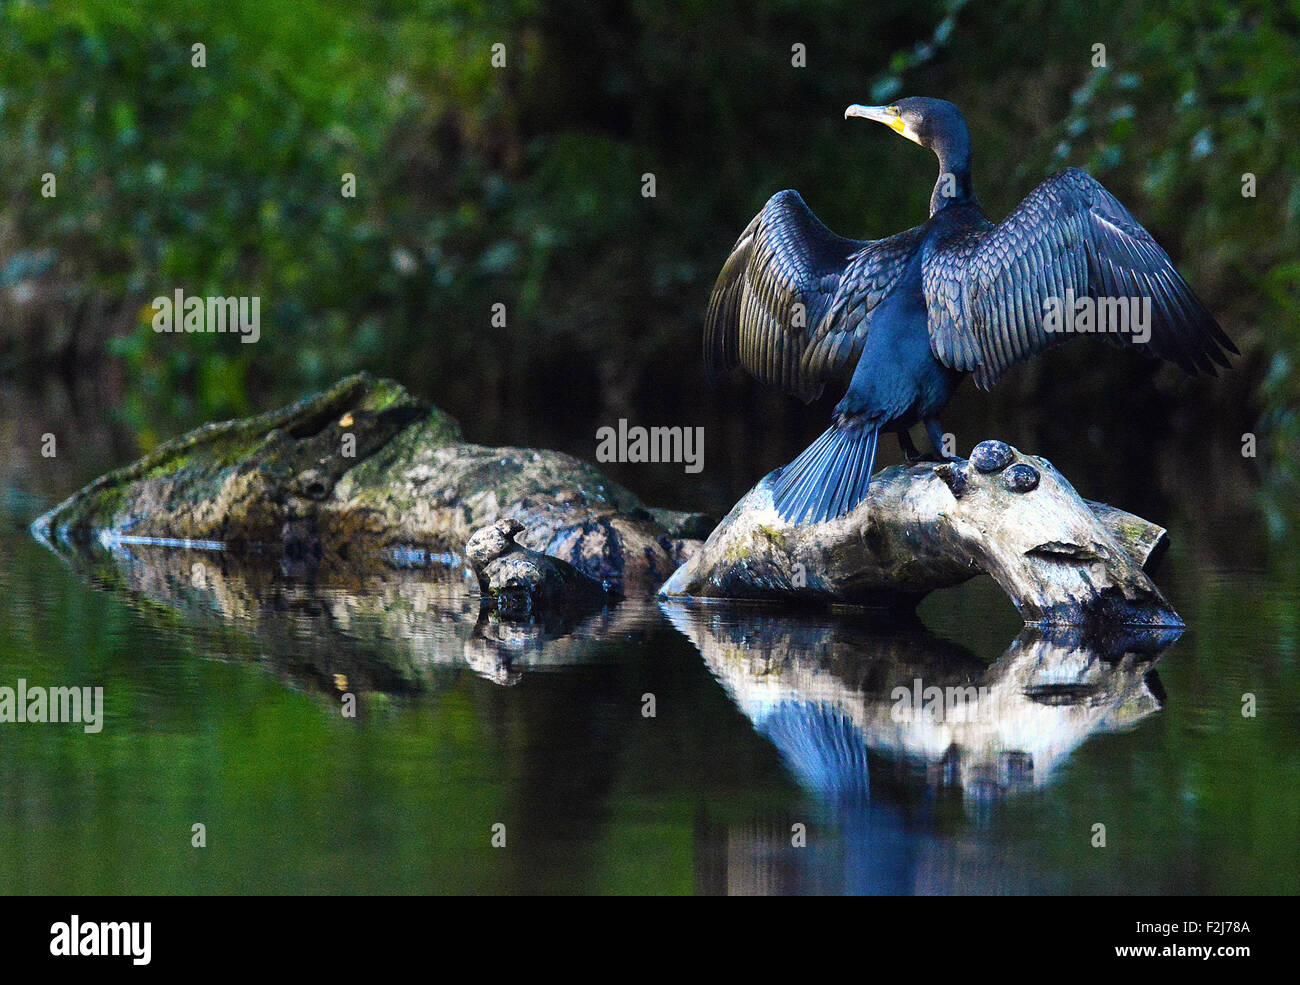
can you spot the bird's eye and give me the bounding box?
[888,106,901,116]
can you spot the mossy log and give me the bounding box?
[31,373,701,594]
[659,440,1180,627]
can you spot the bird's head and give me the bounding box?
[844,97,969,157]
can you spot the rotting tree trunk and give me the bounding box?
[30,373,704,594]
[658,441,1180,627]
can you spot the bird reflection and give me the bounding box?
[665,603,1174,799]
[664,601,1177,893]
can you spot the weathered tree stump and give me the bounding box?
[659,440,1180,627]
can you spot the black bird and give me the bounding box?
[705,97,1236,524]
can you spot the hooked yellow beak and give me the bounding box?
[845,104,920,144]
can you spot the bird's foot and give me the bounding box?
[902,446,947,464]
[897,427,927,463]
[899,431,950,464]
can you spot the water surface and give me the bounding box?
[1,425,1296,895]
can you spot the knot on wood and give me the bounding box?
[465,517,609,620]
[465,517,526,567]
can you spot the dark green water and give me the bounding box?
[1,452,1297,895]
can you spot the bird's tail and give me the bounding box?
[768,424,879,524]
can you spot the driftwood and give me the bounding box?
[30,373,1181,624]
[31,374,705,594]
[659,440,1180,627]
[465,517,611,617]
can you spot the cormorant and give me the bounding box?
[704,97,1236,524]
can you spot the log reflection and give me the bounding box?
[664,602,1175,799]
[665,602,1178,893]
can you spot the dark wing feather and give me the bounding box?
[927,168,1237,389]
[705,189,923,402]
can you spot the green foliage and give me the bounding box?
[0,0,1295,518]
[1,0,523,427]
[968,0,1300,524]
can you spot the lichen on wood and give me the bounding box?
[32,373,700,594]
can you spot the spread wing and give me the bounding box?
[705,189,924,402]
[926,168,1237,388]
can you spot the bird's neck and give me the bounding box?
[930,146,975,216]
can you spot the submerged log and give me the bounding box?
[31,373,702,594]
[659,440,1180,627]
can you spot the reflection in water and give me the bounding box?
[40,537,647,693]
[30,527,1188,894]
[664,602,1178,893]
